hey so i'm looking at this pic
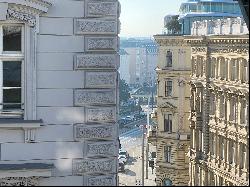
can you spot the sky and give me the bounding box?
[119,0,186,38]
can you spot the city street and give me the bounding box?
[119,122,156,186]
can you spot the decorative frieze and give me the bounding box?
[86,107,116,122]
[7,9,36,26]
[74,123,116,140]
[85,37,118,52]
[74,89,116,106]
[74,54,119,70]
[84,175,116,186]
[74,19,117,35]
[86,1,119,17]
[72,158,116,175]
[85,141,117,157]
[210,48,249,55]
[85,72,117,88]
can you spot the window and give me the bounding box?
[163,179,172,186]
[0,24,24,118]
[166,51,172,67]
[165,80,173,97]
[164,114,172,133]
[164,146,171,163]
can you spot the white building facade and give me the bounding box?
[0,0,120,186]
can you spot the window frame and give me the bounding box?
[0,23,25,119]
[165,80,173,97]
[164,146,171,163]
[166,50,173,68]
[164,113,173,133]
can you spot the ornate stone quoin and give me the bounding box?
[74,89,116,106]
[86,107,116,122]
[85,72,117,88]
[74,54,118,70]
[85,141,116,157]
[75,19,117,34]
[86,37,118,51]
[0,177,40,186]
[85,175,116,186]
[74,123,116,140]
[86,1,119,17]
[72,158,116,175]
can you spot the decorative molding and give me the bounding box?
[85,37,118,52]
[72,158,116,175]
[0,177,39,186]
[85,140,117,157]
[74,19,117,35]
[84,175,116,186]
[85,72,117,88]
[7,9,36,26]
[192,47,207,54]
[86,107,116,123]
[74,54,118,70]
[74,123,117,141]
[74,89,116,106]
[86,1,118,17]
[210,48,249,55]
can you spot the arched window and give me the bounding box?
[163,178,173,186]
[166,51,173,67]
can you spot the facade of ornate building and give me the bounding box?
[186,18,249,186]
[152,36,191,186]
[0,0,120,186]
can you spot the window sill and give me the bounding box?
[0,119,43,129]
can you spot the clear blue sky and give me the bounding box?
[119,0,185,37]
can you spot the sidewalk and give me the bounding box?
[118,138,156,186]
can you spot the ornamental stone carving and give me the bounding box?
[85,175,116,186]
[0,177,39,186]
[74,54,118,70]
[86,1,119,17]
[74,123,116,140]
[86,107,116,122]
[85,37,118,52]
[74,89,116,106]
[85,72,117,88]
[7,9,36,26]
[74,19,117,35]
[85,141,117,157]
[72,158,116,175]
[210,48,249,55]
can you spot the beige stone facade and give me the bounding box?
[186,34,249,186]
[152,36,191,186]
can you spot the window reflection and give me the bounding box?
[3,26,22,52]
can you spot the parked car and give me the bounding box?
[125,115,135,121]
[118,160,125,172]
[119,149,129,158]
[118,155,127,163]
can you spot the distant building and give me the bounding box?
[119,49,130,84]
[179,0,243,35]
[120,39,158,87]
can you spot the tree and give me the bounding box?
[119,78,130,105]
[165,15,182,34]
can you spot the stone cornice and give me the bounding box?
[154,35,187,46]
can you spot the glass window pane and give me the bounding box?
[3,26,22,51]
[3,61,21,87]
[3,88,21,109]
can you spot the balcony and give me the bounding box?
[148,126,157,144]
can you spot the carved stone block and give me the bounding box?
[74,89,116,106]
[86,1,119,17]
[85,37,118,52]
[84,175,116,186]
[86,107,116,123]
[74,19,117,35]
[72,158,116,175]
[74,123,117,141]
[74,54,119,70]
[85,72,117,88]
[85,141,117,157]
